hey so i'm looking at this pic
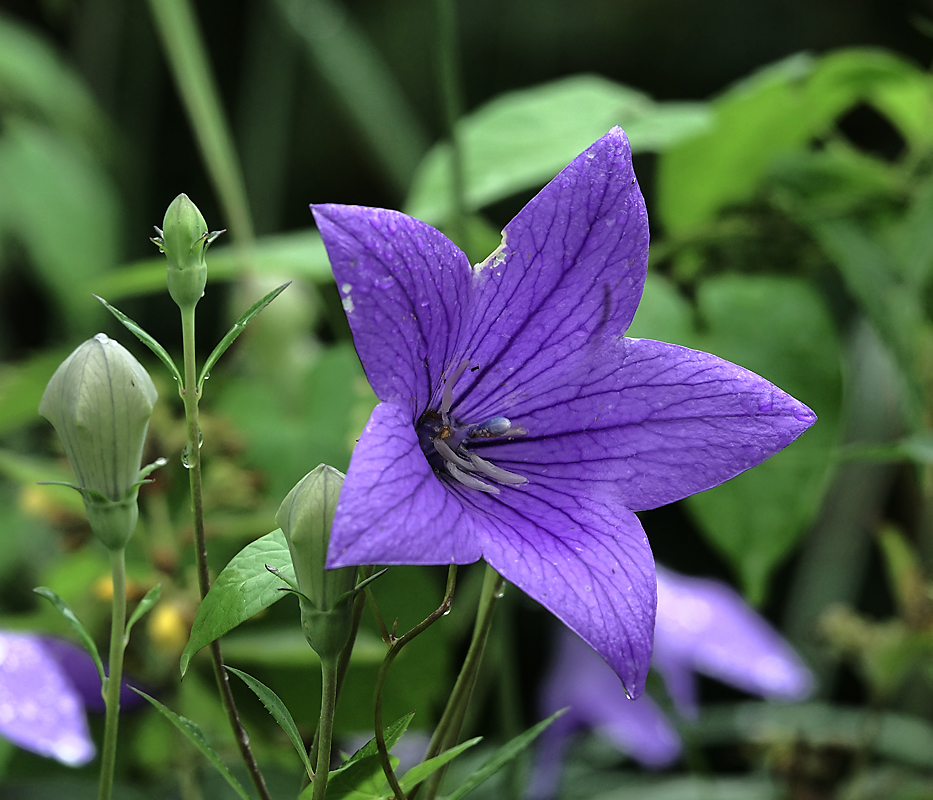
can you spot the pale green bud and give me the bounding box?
[39,334,158,549]
[152,194,220,310]
[276,465,357,659]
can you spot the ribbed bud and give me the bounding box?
[276,465,357,659]
[39,334,158,549]
[152,194,217,310]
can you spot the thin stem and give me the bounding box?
[417,564,504,800]
[179,304,272,800]
[312,657,340,800]
[373,566,458,800]
[98,547,127,800]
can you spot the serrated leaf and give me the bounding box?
[335,712,416,773]
[131,688,250,800]
[125,583,162,641]
[180,529,295,676]
[93,295,184,387]
[198,282,289,392]
[397,737,480,791]
[443,709,566,800]
[33,586,105,685]
[225,666,313,779]
[311,752,398,800]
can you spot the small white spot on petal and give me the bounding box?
[341,283,352,294]
[342,296,355,313]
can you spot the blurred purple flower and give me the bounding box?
[312,127,815,696]
[0,633,143,766]
[531,568,813,796]
[0,632,95,765]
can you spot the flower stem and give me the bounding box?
[312,656,340,800]
[98,547,127,800]
[372,566,458,800]
[417,563,504,800]
[179,304,271,800]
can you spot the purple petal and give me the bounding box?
[0,632,94,765]
[472,337,816,512]
[531,628,680,799]
[40,638,144,714]
[327,402,483,567]
[311,204,473,416]
[653,568,813,717]
[454,128,649,424]
[475,484,656,696]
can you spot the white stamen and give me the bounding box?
[433,437,472,470]
[468,452,528,486]
[446,462,500,494]
[441,359,470,425]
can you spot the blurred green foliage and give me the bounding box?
[2,1,933,798]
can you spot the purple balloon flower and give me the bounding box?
[311,127,815,696]
[0,632,95,766]
[531,568,812,796]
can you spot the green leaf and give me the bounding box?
[131,688,251,800]
[683,276,843,602]
[659,48,933,236]
[225,666,314,779]
[442,709,567,800]
[0,121,116,331]
[313,713,415,800]
[406,74,711,225]
[125,583,162,642]
[198,282,289,392]
[396,737,480,791]
[33,586,105,685]
[0,348,73,437]
[807,218,923,416]
[335,712,416,772]
[93,295,184,387]
[180,529,295,676]
[0,15,109,145]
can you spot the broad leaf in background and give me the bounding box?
[405,74,711,224]
[629,275,841,602]
[0,121,117,332]
[180,529,294,676]
[658,48,933,236]
[0,13,109,148]
[215,342,375,502]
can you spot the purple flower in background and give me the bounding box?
[0,632,95,765]
[531,568,812,796]
[312,127,815,696]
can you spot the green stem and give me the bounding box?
[417,564,504,800]
[372,566,458,800]
[98,547,127,800]
[179,304,272,800]
[313,657,340,800]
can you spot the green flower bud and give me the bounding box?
[276,465,358,659]
[39,334,158,549]
[152,194,220,310]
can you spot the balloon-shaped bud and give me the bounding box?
[152,194,220,310]
[39,334,158,549]
[276,465,358,659]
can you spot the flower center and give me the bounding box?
[416,361,528,494]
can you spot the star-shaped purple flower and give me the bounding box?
[311,127,815,696]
